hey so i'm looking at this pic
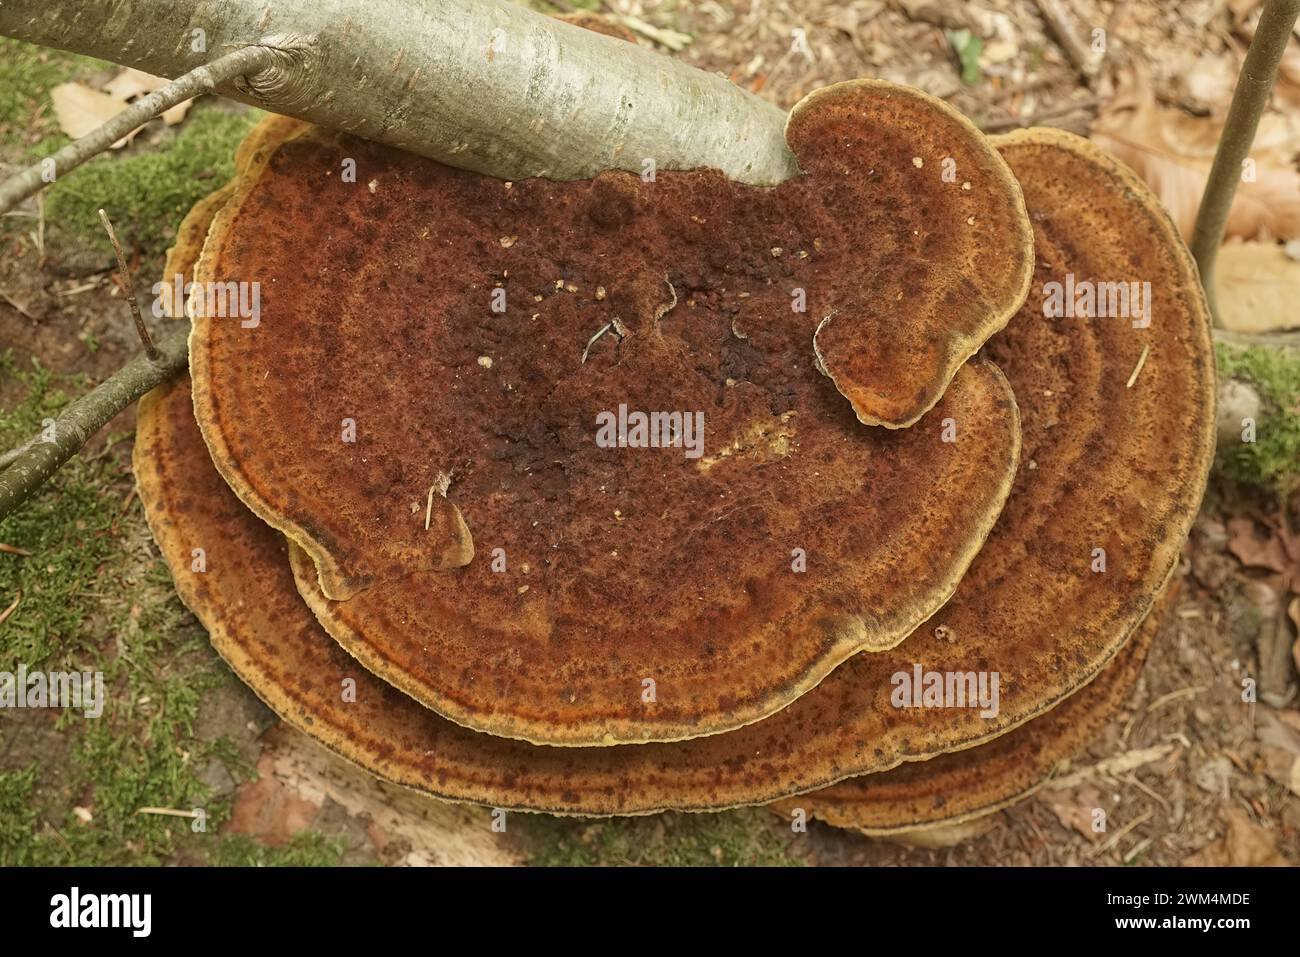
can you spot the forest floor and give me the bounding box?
[0,0,1298,866]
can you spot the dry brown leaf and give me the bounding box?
[50,83,139,148]
[1257,706,1300,755]
[1039,786,1104,842]
[1226,516,1291,573]
[103,68,165,100]
[102,68,193,126]
[1216,242,1300,333]
[1172,52,1239,114]
[1092,68,1300,241]
[1184,807,1287,866]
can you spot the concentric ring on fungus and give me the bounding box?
[188,85,1030,746]
[139,122,1214,815]
[767,584,1174,835]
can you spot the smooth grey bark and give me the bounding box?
[0,0,798,185]
[1190,0,1300,326]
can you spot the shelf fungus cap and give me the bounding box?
[788,79,1034,428]
[768,586,1173,836]
[187,107,1024,746]
[143,110,1213,814]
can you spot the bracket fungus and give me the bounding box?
[136,103,1214,825]
[767,586,1173,836]
[187,84,1030,746]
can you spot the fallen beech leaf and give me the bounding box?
[1226,516,1290,573]
[1184,807,1287,866]
[103,68,193,126]
[1092,68,1300,241]
[1258,707,1300,756]
[103,67,166,100]
[159,100,193,126]
[1171,52,1239,113]
[1039,786,1105,842]
[1215,242,1300,333]
[50,82,139,148]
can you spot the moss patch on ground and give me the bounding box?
[1215,342,1300,497]
[0,38,106,151]
[521,809,802,867]
[0,37,262,263]
[0,354,335,865]
[43,106,261,260]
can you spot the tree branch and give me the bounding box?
[1190,0,1300,327]
[0,0,797,186]
[0,46,274,216]
[0,0,800,518]
[0,323,190,522]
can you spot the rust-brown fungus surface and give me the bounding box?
[147,123,1214,813]
[789,81,1033,427]
[769,586,1171,835]
[189,89,1027,746]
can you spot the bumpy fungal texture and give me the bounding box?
[290,360,1017,746]
[159,181,233,314]
[189,94,1026,745]
[768,586,1173,835]
[141,123,1213,813]
[789,81,1034,428]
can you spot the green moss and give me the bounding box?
[0,355,245,865]
[211,832,347,867]
[43,105,261,260]
[0,38,106,152]
[0,37,260,261]
[522,810,802,867]
[0,766,43,866]
[1214,342,1300,496]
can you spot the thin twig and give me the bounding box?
[1190,0,1300,327]
[98,208,157,360]
[1034,0,1105,84]
[135,807,201,818]
[0,591,20,627]
[0,46,274,217]
[1125,343,1150,388]
[0,322,191,523]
